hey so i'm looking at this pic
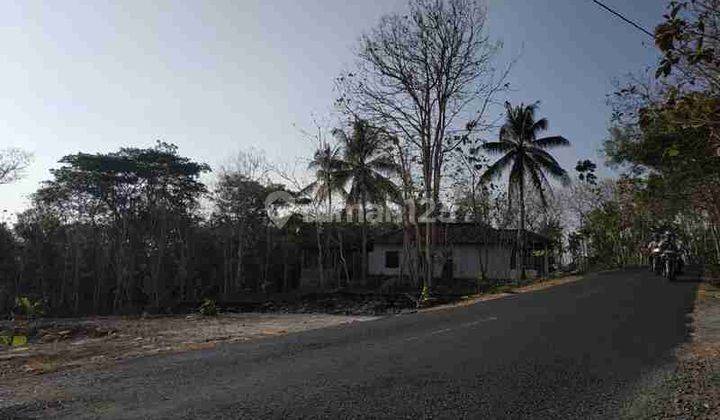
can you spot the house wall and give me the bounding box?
[368,243,540,280]
[453,244,512,280]
[368,244,427,277]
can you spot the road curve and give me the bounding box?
[4,269,698,419]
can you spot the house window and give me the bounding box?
[385,250,399,268]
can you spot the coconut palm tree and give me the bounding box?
[302,143,345,217]
[334,119,400,283]
[301,142,347,288]
[481,102,570,278]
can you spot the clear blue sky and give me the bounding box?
[0,0,663,216]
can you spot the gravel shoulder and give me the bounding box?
[622,281,720,419]
[0,313,375,386]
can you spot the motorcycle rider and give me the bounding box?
[647,232,662,274]
[658,230,682,278]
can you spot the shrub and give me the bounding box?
[476,272,491,293]
[198,298,218,316]
[14,296,45,319]
[420,284,430,302]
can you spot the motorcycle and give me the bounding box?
[661,250,678,281]
[650,247,662,275]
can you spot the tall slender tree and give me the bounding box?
[481,102,570,278]
[337,0,509,291]
[302,144,345,218]
[334,119,400,284]
[301,143,345,287]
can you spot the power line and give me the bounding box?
[591,0,655,38]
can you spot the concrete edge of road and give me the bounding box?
[418,274,585,314]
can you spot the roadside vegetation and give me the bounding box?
[1,2,719,404]
[1,0,719,417]
[571,0,720,276]
[0,0,714,318]
[0,0,573,322]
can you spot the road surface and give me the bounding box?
[3,269,698,419]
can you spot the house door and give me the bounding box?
[442,259,454,283]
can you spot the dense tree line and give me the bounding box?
[567,0,720,272]
[0,143,310,315]
[0,0,579,316]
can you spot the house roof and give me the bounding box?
[290,221,550,250]
[373,223,550,246]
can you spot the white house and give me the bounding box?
[367,223,550,281]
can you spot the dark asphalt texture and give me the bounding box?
[4,269,698,419]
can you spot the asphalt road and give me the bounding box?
[4,269,698,419]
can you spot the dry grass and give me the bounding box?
[513,275,582,293]
[421,274,582,313]
[0,313,375,383]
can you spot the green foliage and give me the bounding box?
[332,119,401,208]
[14,296,45,319]
[37,141,211,217]
[653,0,719,91]
[482,102,570,277]
[476,271,489,291]
[487,283,516,294]
[302,143,345,208]
[213,172,275,225]
[199,298,218,317]
[420,284,430,303]
[601,1,720,268]
[575,160,597,185]
[482,102,571,208]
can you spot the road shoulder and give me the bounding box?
[420,274,584,313]
[622,281,720,419]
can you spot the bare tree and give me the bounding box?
[0,148,32,184]
[337,0,509,290]
[214,149,271,298]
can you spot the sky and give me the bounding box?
[0,0,663,216]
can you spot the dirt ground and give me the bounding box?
[0,274,579,397]
[0,313,375,384]
[623,282,720,419]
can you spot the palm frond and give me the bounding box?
[528,148,571,186]
[532,136,570,149]
[332,118,401,209]
[482,141,515,155]
[299,181,318,198]
[508,154,525,192]
[480,151,516,183]
[531,118,548,134]
[525,159,550,207]
[367,155,400,175]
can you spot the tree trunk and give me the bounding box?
[361,198,368,286]
[223,236,231,300]
[315,221,324,289]
[73,236,81,314]
[424,178,433,292]
[235,226,244,295]
[282,239,290,292]
[517,181,526,280]
[337,230,351,287]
